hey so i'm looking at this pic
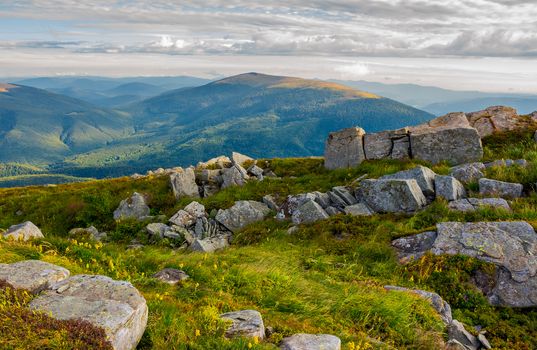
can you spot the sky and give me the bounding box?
[1,0,537,93]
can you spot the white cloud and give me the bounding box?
[334,62,371,78]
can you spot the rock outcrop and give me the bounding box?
[466,106,520,137]
[324,127,366,170]
[2,221,44,241]
[113,192,150,221]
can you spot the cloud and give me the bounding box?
[334,62,371,78]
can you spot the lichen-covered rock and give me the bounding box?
[190,234,231,253]
[391,231,437,262]
[466,106,520,137]
[152,268,189,284]
[435,175,466,201]
[357,179,427,213]
[286,193,317,215]
[280,334,341,350]
[449,162,485,184]
[324,127,366,170]
[220,310,265,340]
[169,209,195,227]
[479,178,523,198]
[30,274,148,350]
[221,164,250,188]
[448,198,511,212]
[215,201,270,232]
[330,186,357,206]
[292,200,329,224]
[312,191,331,209]
[231,151,254,167]
[380,166,436,199]
[2,221,44,241]
[0,260,70,293]
[170,167,200,199]
[343,203,373,216]
[69,226,106,241]
[363,128,410,160]
[184,201,206,218]
[113,192,150,221]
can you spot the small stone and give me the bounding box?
[448,320,480,350]
[292,200,329,225]
[152,268,189,284]
[215,201,270,232]
[169,210,195,227]
[262,195,279,211]
[146,223,171,238]
[280,333,341,350]
[478,333,492,349]
[325,206,340,216]
[448,198,511,212]
[190,234,231,253]
[3,221,44,241]
[479,178,523,198]
[231,152,254,166]
[391,231,437,262]
[331,186,357,206]
[220,310,265,340]
[184,201,206,218]
[343,203,373,216]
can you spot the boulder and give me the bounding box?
[146,223,171,238]
[221,164,250,188]
[292,200,330,224]
[113,192,150,221]
[286,193,317,215]
[215,201,270,232]
[197,155,231,169]
[247,165,264,180]
[432,221,537,307]
[200,169,223,184]
[343,203,373,216]
[448,198,511,212]
[0,260,70,293]
[30,274,148,350]
[220,310,265,340]
[190,234,231,253]
[330,186,357,206]
[448,320,480,350]
[449,163,485,184]
[357,179,427,213]
[69,226,106,241]
[170,167,200,199]
[363,128,410,160]
[231,151,254,167]
[380,166,436,199]
[2,221,44,241]
[280,334,341,350]
[312,191,331,209]
[479,178,523,198]
[184,201,206,218]
[324,127,366,170]
[169,210,195,227]
[152,268,189,284]
[391,231,438,262]
[466,106,520,138]
[435,175,466,201]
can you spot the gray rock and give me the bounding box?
[247,165,264,180]
[280,334,341,350]
[449,163,485,184]
[231,151,254,167]
[113,192,150,221]
[448,320,480,350]
[197,155,231,169]
[146,223,171,238]
[479,178,523,198]
[331,186,357,206]
[384,285,452,325]
[220,309,265,340]
[292,200,329,224]
[184,201,206,218]
[216,201,270,232]
[435,175,466,201]
[325,206,340,216]
[221,164,250,188]
[262,194,279,211]
[152,268,189,284]
[327,191,348,209]
[343,203,373,216]
[357,179,427,213]
[30,274,148,350]
[312,191,331,209]
[445,339,468,350]
[202,184,220,197]
[466,106,520,138]
[3,221,44,241]
[170,167,200,199]
[200,169,223,184]
[380,166,436,199]
[448,198,511,212]
[69,226,106,241]
[478,333,492,349]
[287,226,299,234]
[286,193,317,215]
[391,231,438,262]
[190,234,231,253]
[169,209,195,227]
[363,128,410,160]
[324,127,366,170]
[0,260,70,293]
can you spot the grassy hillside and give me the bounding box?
[1,129,537,349]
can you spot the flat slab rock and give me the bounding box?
[448,198,511,212]
[292,200,329,224]
[30,274,148,350]
[0,260,70,293]
[190,234,231,253]
[280,334,341,350]
[2,221,44,241]
[152,268,189,284]
[479,178,523,198]
[379,166,436,199]
[357,178,427,213]
[220,309,265,339]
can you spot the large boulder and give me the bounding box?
[379,166,436,199]
[435,175,466,201]
[0,260,70,293]
[30,274,148,350]
[220,310,265,340]
[479,178,523,198]
[292,200,330,224]
[363,128,410,160]
[2,221,44,241]
[215,201,270,232]
[324,127,366,170]
[357,179,427,213]
[466,106,520,138]
[170,167,199,199]
[113,192,150,221]
[449,163,485,184]
[280,334,341,350]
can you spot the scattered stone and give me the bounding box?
[247,165,264,180]
[330,186,357,206]
[69,226,106,241]
[449,163,485,184]
[262,194,279,211]
[325,206,340,216]
[231,151,254,166]
[479,178,523,198]
[146,223,171,238]
[435,175,466,201]
[184,201,206,218]
[343,203,373,216]
[357,179,427,213]
[215,201,270,232]
[220,310,265,340]
[280,334,341,350]
[152,268,189,284]
[448,320,480,350]
[197,155,231,169]
[170,168,200,199]
[380,166,436,199]
[484,159,527,168]
[312,191,331,209]
[221,164,250,188]
[190,234,231,253]
[30,274,148,350]
[292,200,329,224]
[327,191,348,209]
[448,198,511,212]
[286,193,317,215]
[445,339,468,350]
[3,221,44,241]
[0,260,70,293]
[478,333,492,349]
[324,127,366,170]
[391,231,437,262]
[113,192,150,221]
[169,210,195,227]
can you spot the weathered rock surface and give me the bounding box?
[380,166,436,199]
[169,209,195,227]
[363,128,410,160]
[324,127,366,170]
[113,192,150,221]
[449,163,485,184]
[448,198,511,212]
[146,223,172,238]
[343,203,373,216]
[479,178,523,198]
[358,179,427,213]
[197,155,231,169]
[330,186,357,206]
[262,194,280,211]
[170,167,199,199]
[292,200,329,224]
[466,106,520,138]
[391,231,437,262]
[220,309,265,340]
[231,151,254,167]
[215,201,270,232]
[448,320,481,350]
[30,274,148,350]
[435,175,466,201]
[0,260,70,293]
[69,226,106,241]
[152,268,189,284]
[2,221,44,241]
[221,164,250,188]
[280,334,341,350]
[184,201,206,218]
